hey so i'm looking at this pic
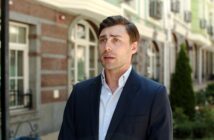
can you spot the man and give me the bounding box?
[58,15,173,140]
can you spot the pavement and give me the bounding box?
[41,131,59,140]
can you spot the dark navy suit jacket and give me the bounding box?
[58,69,173,140]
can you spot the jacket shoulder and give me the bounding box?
[136,73,166,95]
[74,75,101,89]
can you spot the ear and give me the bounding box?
[131,42,138,54]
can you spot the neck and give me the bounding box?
[104,66,130,93]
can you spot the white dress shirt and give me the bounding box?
[99,66,132,140]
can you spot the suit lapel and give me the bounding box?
[105,70,140,140]
[90,76,102,140]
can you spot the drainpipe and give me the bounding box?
[1,0,10,140]
[163,0,171,93]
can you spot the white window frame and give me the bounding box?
[121,0,138,13]
[9,22,29,109]
[146,0,164,27]
[68,20,98,92]
[146,43,159,80]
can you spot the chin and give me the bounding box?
[103,65,113,70]
[102,64,115,70]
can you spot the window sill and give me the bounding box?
[10,109,39,117]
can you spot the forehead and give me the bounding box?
[99,25,128,37]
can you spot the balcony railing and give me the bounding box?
[9,90,32,110]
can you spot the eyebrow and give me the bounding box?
[99,34,122,39]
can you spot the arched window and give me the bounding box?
[68,20,98,90]
[171,33,178,74]
[145,41,160,81]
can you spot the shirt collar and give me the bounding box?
[101,66,132,88]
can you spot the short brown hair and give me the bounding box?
[98,15,140,43]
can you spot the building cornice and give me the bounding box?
[36,0,121,22]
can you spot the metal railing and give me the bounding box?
[9,90,32,110]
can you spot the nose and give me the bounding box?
[104,40,112,51]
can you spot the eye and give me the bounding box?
[112,38,119,43]
[99,38,107,43]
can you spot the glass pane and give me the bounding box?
[9,79,16,107]
[89,29,95,42]
[10,50,16,77]
[17,51,23,76]
[70,42,75,68]
[18,26,26,43]
[89,46,95,68]
[89,70,95,78]
[9,25,18,43]
[10,79,16,91]
[77,45,86,81]
[18,79,24,92]
[70,29,75,40]
[10,89,16,106]
[146,55,151,77]
[70,70,75,84]
[17,79,24,105]
[77,24,86,39]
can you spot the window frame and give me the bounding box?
[9,22,29,110]
[68,20,98,92]
[146,43,159,81]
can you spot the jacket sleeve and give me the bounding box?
[58,86,77,140]
[148,86,173,140]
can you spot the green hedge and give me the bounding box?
[173,107,214,139]
[206,83,214,105]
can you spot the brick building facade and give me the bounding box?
[1,0,214,139]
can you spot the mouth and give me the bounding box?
[104,56,114,59]
[103,56,115,61]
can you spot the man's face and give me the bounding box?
[98,25,138,71]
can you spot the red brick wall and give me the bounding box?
[41,24,68,40]
[41,74,67,87]
[42,57,67,71]
[41,90,68,104]
[10,0,77,104]
[41,40,68,55]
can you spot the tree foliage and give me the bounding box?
[170,43,195,119]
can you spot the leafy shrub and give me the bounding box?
[193,106,214,138]
[173,107,214,139]
[173,108,193,138]
[192,118,207,138]
[174,121,193,138]
[205,83,214,105]
[195,90,207,106]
